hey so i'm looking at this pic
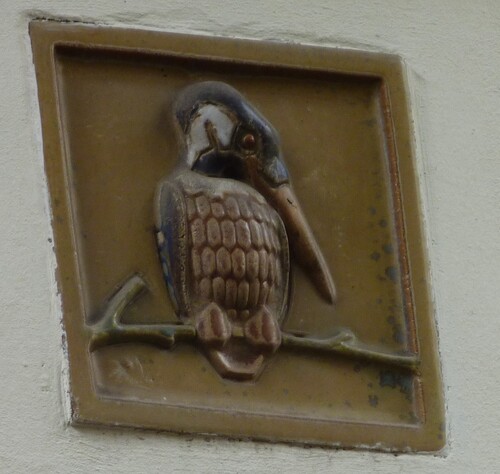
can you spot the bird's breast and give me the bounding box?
[183,186,288,323]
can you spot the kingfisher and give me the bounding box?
[155,81,335,380]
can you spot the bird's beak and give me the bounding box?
[247,157,336,304]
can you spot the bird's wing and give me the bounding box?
[155,179,190,318]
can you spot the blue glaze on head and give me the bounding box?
[174,81,289,187]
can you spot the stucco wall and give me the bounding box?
[1,1,499,472]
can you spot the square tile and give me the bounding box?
[31,20,444,451]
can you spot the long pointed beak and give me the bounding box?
[269,185,336,304]
[251,169,336,304]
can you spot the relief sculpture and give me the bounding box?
[32,22,445,449]
[89,82,419,380]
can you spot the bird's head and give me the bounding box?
[174,81,287,186]
[174,81,336,303]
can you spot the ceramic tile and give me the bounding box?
[30,21,444,451]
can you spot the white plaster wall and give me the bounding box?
[1,1,499,472]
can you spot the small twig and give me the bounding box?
[88,275,420,371]
[281,331,420,370]
[88,275,195,351]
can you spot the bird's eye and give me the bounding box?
[240,133,256,151]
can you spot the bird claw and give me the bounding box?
[195,302,232,349]
[244,306,281,352]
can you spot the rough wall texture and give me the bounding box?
[1,1,499,472]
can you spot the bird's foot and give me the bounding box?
[195,302,231,349]
[244,306,281,352]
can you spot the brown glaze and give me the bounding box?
[30,20,445,451]
[187,191,283,319]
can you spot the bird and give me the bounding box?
[155,81,335,380]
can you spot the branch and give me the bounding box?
[88,275,420,371]
[281,331,420,370]
[88,275,195,351]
